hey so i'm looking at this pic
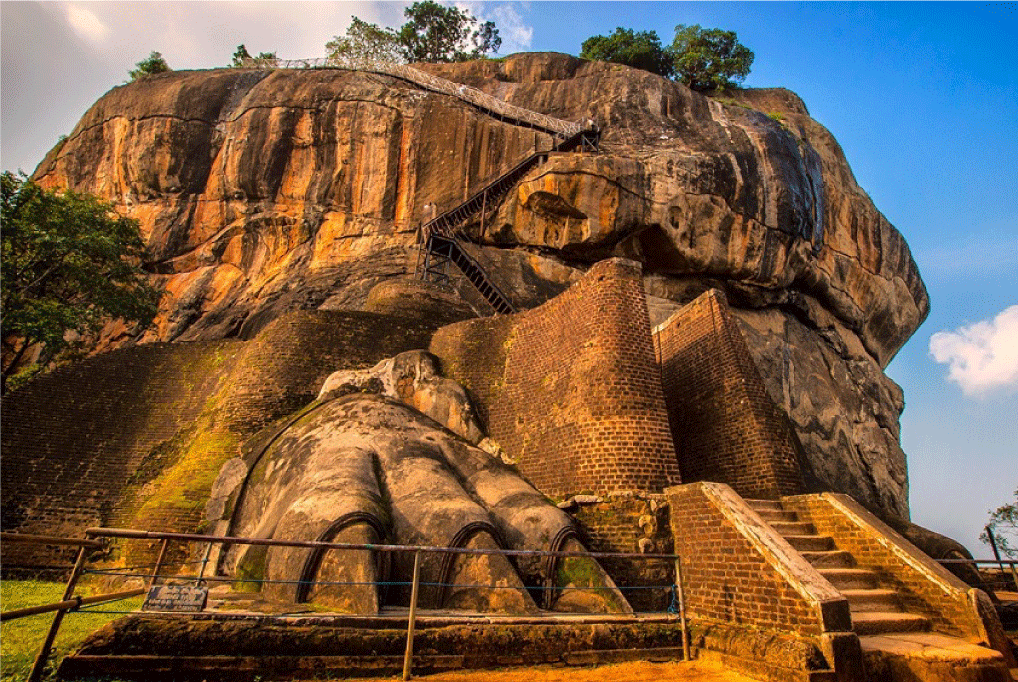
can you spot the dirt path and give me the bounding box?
[336,659,756,682]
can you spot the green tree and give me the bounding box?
[670,24,754,92]
[1,172,161,393]
[579,27,674,78]
[328,1,500,65]
[231,44,277,67]
[326,17,405,64]
[398,0,500,63]
[128,51,170,81]
[981,489,1018,558]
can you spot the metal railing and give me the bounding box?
[2,527,690,681]
[237,56,583,139]
[938,557,1018,592]
[0,533,146,682]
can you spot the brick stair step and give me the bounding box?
[744,499,784,512]
[769,521,816,535]
[818,568,880,590]
[841,588,904,612]
[852,611,930,635]
[801,550,855,568]
[755,509,800,523]
[782,534,836,552]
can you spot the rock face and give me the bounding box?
[34,52,927,519]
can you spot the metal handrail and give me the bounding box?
[83,526,679,560]
[8,526,689,682]
[236,56,583,139]
[1,532,103,549]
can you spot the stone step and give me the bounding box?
[755,509,800,523]
[860,633,1011,682]
[851,611,930,636]
[782,534,836,552]
[818,568,880,590]
[841,588,903,613]
[744,499,784,513]
[801,550,856,568]
[769,521,816,536]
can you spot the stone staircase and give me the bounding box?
[746,499,1013,682]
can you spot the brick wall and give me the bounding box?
[430,258,680,499]
[667,483,831,636]
[2,308,451,568]
[654,289,805,500]
[784,494,982,639]
[1,341,242,567]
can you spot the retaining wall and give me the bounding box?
[2,307,453,568]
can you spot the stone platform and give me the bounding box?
[59,609,687,681]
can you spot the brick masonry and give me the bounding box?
[2,309,451,568]
[666,483,829,637]
[431,258,681,499]
[654,289,805,500]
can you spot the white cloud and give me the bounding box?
[457,2,533,55]
[930,305,1018,396]
[64,3,108,44]
[489,4,533,54]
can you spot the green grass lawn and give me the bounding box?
[1,580,143,681]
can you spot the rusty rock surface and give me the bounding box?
[34,52,928,519]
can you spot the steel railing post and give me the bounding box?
[402,549,422,681]
[28,541,89,682]
[674,556,689,662]
[148,538,170,590]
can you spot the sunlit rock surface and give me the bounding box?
[34,52,928,518]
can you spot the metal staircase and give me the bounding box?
[237,55,600,315]
[414,120,600,315]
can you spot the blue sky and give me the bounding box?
[2,2,1016,554]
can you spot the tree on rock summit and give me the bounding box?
[670,24,754,92]
[128,51,170,81]
[231,44,278,67]
[580,27,675,78]
[327,1,500,64]
[580,24,754,92]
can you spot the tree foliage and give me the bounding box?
[579,27,674,78]
[981,489,1018,559]
[128,51,170,81]
[326,17,405,64]
[579,24,754,92]
[398,1,500,63]
[1,172,161,393]
[670,24,754,92]
[326,1,500,65]
[231,44,277,67]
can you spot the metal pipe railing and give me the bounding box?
[5,526,689,681]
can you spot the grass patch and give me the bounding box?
[1,580,142,681]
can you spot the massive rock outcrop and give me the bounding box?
[32,52,927,519]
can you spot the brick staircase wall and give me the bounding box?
[654,289,805,500]
[666,481,861,681]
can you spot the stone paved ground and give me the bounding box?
[336,659,757,681]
